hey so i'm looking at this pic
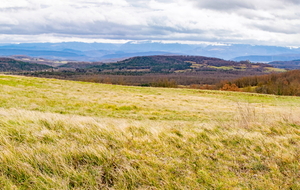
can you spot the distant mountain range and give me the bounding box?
[0,42,300,63]
[268,60,300,69]
[233,54,300,62]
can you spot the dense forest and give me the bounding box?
[223,70,300,96]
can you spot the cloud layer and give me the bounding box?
[0,0,300,46]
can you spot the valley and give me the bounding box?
[1,55,287,89]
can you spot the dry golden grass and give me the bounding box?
[0,75,299,189]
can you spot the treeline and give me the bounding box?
[23,68,269,88]
[222,70,300,96]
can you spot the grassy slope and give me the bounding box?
[0,75,299,189]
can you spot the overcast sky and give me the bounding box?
[0,0,300,46]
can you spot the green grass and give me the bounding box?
[265,67,286,72]
[207,65,235,70]
[0,75,299,189]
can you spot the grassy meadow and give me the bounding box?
[0,75,299,189]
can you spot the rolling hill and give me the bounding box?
[88,55,273,73]
[0,75,299,189]
[0,55,289,90]
[0,58,52,72]
[47,55,282,87]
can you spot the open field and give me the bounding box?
[0,75,299,189]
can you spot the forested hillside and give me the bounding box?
[26,55,281,87]
[0,58,52,72]
[88,55,272,73]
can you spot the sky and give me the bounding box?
[0,0,300,46]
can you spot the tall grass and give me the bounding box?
[0,75,299,189]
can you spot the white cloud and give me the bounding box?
[0,0,299,46]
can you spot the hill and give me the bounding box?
[0,58,52,72]
[0,55,284,88]
[268,60,300,69]
[83,55,274,73]
[0,75,299,189]
[57,61,103,69]
[11,55,68,67]
[28,55,283,87]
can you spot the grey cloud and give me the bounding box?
[188,0,300,12]
[232,5,300,23]
[126,0,174,3]
[0,18,168,37]
[0,14,207,42]
[124,0,150,7]
[285,0,300,4]
[189,0,255,11]
[232,8,275,20]
[250,23,300,34]
[125,0,175,9]
[0,4,44,12]
[0,7,30,12]
[0,0,299,46]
